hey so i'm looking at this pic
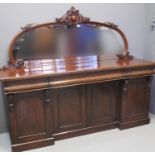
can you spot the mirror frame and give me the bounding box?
[8,7,133,67]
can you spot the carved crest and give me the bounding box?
[56,7,90,26]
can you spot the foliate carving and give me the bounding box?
[123,80,129,95]
[2,65,9,70]
[56,7,90,27]
[21,23,34,31]
[8,94,15,111]
[117,52,134,62]
[1,59,24,70]
[104,22,118,29]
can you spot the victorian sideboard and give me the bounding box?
[0,7,155,152]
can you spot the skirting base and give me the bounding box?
[12,137,55,152]
[119,118,150,130]
[11,118,150,152]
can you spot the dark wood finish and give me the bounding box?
[119,77,152,129]
[53,122,118,141]
[0,7,155,151]
[52,85,86,132]
[87,82,118,126]
[7,90,54,151]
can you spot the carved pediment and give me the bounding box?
[56,7,90,27]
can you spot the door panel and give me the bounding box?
[53,85,86,132]
[121,78,150,122]
[87,82,118,126]
[8,90,53,143]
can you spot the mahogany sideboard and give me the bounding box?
[0,7,155,151]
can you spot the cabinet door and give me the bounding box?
[7,90,53,144]
[87,82,118,126]
[121,77,151,123]
[53,85,86,132]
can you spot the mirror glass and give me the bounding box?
[12,24,123,61]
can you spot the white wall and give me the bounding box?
[0,3,148,133]
[144,4,155,114]
[144,4,155,60]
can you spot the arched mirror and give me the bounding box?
[8,7,132,67]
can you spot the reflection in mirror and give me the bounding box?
[12,24,123,61]
[99,28,123,55]
[14,28,57,60]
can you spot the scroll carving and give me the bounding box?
[56,7,90,27]
[117,52,134,62]
[104,22,118,29]
[21,24,34,31]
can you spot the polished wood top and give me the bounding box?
[0,55,155,82]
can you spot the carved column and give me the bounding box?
[7,94,17,143]
[44,89,51,105]
[8,94,15,111]
[120,79,129,122]
[146,76,153,112]
[44,89,54,135]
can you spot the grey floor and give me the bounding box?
[1,114,155,152]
